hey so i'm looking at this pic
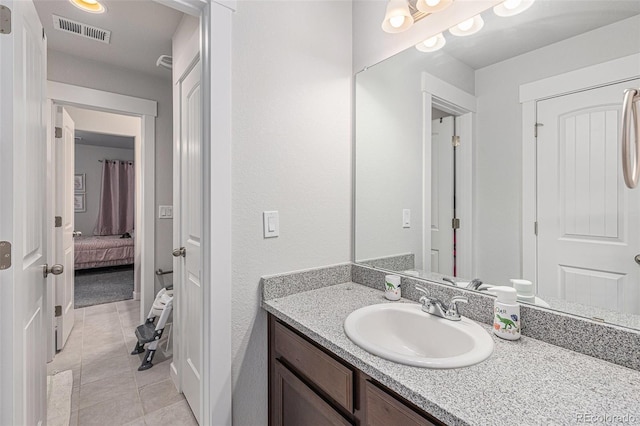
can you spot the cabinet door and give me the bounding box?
[272,360,353,426]
[365,381,437,426]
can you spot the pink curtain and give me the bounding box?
[94,160,135,236]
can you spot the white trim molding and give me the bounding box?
[48,81,157,117]
[46,81,157,328]
[421,72,477,279]
[520,53,640,103]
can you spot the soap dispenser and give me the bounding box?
[487,286,521,340]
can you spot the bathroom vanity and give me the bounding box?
[269,315,442,425]
[263,275,640,426]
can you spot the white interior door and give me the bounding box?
[54,106,75,350]
[431,116,454,275]
[537,79,640,314]
[0,0,48,424]
[179,59,202,424]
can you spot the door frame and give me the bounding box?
[46,83,156,361]
[519,53,640,289]
[421,72,476,278]
[150,0,235,424]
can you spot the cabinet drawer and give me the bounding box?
[365,381,437,426]
[274,321,354,412]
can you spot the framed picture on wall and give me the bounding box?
[74,194,86,212]
[74,174,85,192]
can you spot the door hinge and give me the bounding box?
[451,135,460,147]
[55,127,62,138]
[534,221,538,235]
[0,6,11,35]
[0,241,11,270]
[452,218,460,230]
[55,305,62,317]
[55,216,62,228]
[534,123,544,138]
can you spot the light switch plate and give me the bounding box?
[263,211,279,238]
[159,205,173,219]
[402,209,411,228]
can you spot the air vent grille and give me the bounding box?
[52,15,111,44]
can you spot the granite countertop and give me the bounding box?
[262,282,640,426]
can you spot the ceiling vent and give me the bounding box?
[52,14,111,44]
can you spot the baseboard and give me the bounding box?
[132,291,140,300]
[170,361,179,391]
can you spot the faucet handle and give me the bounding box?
[445,296,468,320]
[415,284,430,304]
[415,284,429,296]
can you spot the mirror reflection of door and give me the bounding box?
[536,78,640,315]
[431,114,455,276]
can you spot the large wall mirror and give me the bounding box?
[355,0,640,330]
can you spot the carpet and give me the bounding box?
[46,370,72,426]
[74,265,134,308]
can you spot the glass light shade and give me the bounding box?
[416,0,453,14]
[449,15,484,36]
[415,33,446,52]
[69,0,105,13]
[381,0,414,33]
[493,0,535,17]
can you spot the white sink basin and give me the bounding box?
[344,303,494,369]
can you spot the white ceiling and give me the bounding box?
[34,0,183,79]
[75,129,135,149]
[440,0,640,70]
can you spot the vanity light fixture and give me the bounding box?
[449,15,484,36]
[381,0,414,33]
[493,0,535,17]
[415,32,446,52]
[416,0,453,14]
[69,0,105,14]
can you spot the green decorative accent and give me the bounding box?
[496,314,518,330]
[385,281,395,291]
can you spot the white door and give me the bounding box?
[431,116,455,275]
[0,0,48,424]
[54,106,75,350]
[537,79,640,314]
[178,59,202,424]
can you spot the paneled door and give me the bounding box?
[177,59,202,424]
[54,106,76,350]
[431,116,454,275]
[537,79,640,314]
[0,0,49,424]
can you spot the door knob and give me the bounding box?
[635,254,640,265]
[172,247,186,258]
[43,264,64,278]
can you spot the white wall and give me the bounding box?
[74,144,134,236]
[48,51,174,275]
[355,66,424,266]
[474,15,640,285]
[354,38,475,267]
[231,1,352,424]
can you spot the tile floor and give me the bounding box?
[47,299,197,426]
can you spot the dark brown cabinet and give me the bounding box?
[268,314,443,426]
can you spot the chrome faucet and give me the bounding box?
[442,277,456,286]
[466,278,484,290]
[415,284,468,321]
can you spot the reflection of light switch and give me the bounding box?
[403,209,411,228]
[159,205,173,219]
[263,211,279,238]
